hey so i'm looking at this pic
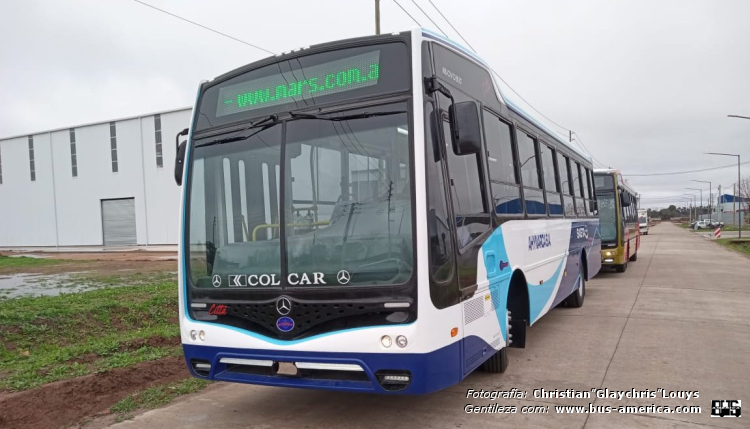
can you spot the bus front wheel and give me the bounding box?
[615,261,628,273]
[482,347,508,373]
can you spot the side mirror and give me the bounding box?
[590,200,598,211]
[174,128,189,186]
[449,101,481,155]
[620,193,631,207]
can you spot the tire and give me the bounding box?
[564,272,586,308]
[629,252,638,262]
[482,310,510,373]
[615,261,628,273]
[482,347,508,373]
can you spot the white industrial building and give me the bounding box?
[0,107,191,247]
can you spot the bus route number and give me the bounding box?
[576,227,589,240]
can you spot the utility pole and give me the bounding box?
[569,130,573,142]
[687,186,704,221]
[375,0,381,35]
[718,184,722,224]
[692,180,711,221]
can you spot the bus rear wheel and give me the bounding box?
[482,310,510,373]
[565,273,585,308]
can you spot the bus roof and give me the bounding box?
[594,168,637,195]
[420,28,590,162]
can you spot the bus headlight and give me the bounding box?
[381,335,392,348]
[199,330,206,341]
[396,335,408,348]
[190,330,197,341]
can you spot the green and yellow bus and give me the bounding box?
[593,169,640,272]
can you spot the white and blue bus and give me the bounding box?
[174,29,601,394]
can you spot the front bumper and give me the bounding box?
[600,249,622,265]
[182,341,462,395]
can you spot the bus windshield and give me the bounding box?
[597,193,618,243]
[187,102,414,289]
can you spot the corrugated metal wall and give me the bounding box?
[101,198,137,246]
[0,108,191,247]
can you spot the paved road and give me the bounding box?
[111,223,750,429]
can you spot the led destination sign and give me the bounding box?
[217,51,381,117]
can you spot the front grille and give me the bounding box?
[192,298,412,340]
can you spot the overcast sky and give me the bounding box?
[1,0,749,209]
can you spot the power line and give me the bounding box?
[571,132,607,167]
[395,1,574,137]
[490,69,573,134]
[392,0,422,26]
[403,1,609,169]
[623,161,750,177]
[409,0,448,37]
[639,183,733,201]
[427,0,477,52]
[131,0,274,55]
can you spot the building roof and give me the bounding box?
[719,194,750,203]
[0,106,192,142]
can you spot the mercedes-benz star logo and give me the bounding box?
[337,270,351,285]
[276,297,292,315]
[212,275,222,288]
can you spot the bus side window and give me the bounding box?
[558,153,575,217]
[424,103,454,283]
[442,113,490,249]
[540,143,562,216]
[516,129,547,215]
[482,111,522,216]
[574,162,587,217]
[585,167,597,216]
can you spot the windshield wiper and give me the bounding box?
[195,115,278,148]
[288,110,406,121]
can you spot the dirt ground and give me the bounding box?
[0,356,190,429]
[0,251,177,276]
[0,252,185,428]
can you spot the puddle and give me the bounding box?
[6,254,49,259]
[0,271,104,299]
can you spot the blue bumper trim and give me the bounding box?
[183,337,473,395]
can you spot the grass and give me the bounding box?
[714,238,750,257]
[0,255,68,268]
[0,276,180,391]
[110,378,210,421]
[712,225,748,232]
[680,222,745,232]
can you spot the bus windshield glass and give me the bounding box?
[194,43,410,130]
[597,194,618,243]
[187,102,414,289]
[594,174,614,192]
